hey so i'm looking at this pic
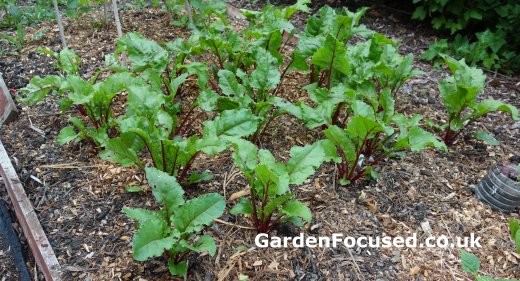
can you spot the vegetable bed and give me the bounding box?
[1,2,519,281]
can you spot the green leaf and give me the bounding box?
[123,207,163,224]
[117,32,169,72]
[132,218,174,261]
[230,198,253,216]
[168,260,188,276]
[59,48,80,75]
[412,6,426,20]
[250,48,281,95]
[474,131,500,146]
[509,218,520,254]
[218,69,244,96]
[474,99,519,121]
[407,127,447,151]
[187,170,213,185]
[19,75,63,105]
[180,235,217,256]
[286,140,330,185]
[99,134,144,168]
[323,125,355,162]
[146,167,185,214]
[263,193,293,219]
[181,62,209,88]
[171,193,225,233]
[231,139,258,172]
[311,34,349,76]
[56,126,78,145]
[281,200,312,223]
[461,250,480,275]
[66,75,94,104]
[197,109,261,155]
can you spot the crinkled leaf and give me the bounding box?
[218,69,244,96]
[59,48,80,75]
[117,32,169,72]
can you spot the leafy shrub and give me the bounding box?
[230,139,332,233]
[124,167,225,276]
[413,0,520,72]
[436,55,518,146]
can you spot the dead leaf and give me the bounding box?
[229,188,250,201]
[268,260,279,270]
[410,265,421,275]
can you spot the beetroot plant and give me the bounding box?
[124,167,225,276]
[437,55,518,146]
[230,139,334,233]
[19,48,131,146]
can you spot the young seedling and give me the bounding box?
[124,167,225,276]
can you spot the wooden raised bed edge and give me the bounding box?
[0,140,62,281]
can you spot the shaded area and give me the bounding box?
[0,198,31,281]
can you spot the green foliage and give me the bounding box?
[460,249,519,281]
[291,6,371,88]
[102,33,260,185]
[19,48,125,146]
[0,0,90,28]
[510,218,520,254]
[274,14,443,186]
[230,139,331,233]
[188,0,312,140]
[124,167,225,276]
[436,55,519,146]
[413,0,520,72]
[0,23,48,54]
[163,0,227,29]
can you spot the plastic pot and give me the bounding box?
[476,164,520,212]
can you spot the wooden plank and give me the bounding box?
[0,74,18,125]
[0,140,62,281]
